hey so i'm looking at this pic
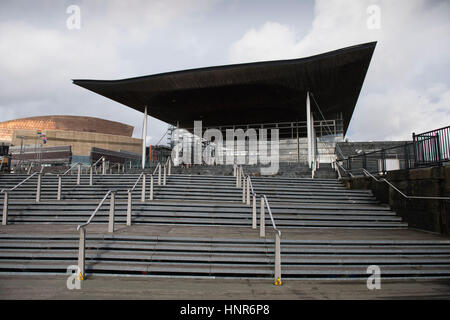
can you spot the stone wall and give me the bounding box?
[343,166,450,234]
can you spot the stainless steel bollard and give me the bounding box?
[102,158,106,175]
[260,196,265,237]
[163,165,166,186]
[149,175,154,201]
[57,175,62,200]
[158,164,161,186]
[238,167,241,188]
[126,190,132,226]
[108,191,115,233]
[78,227,85,279]
[246,176,250,206]
[35,173,41,203]
[141,174,146,202]
[77,164,81,185]
[252,194,257,229]
[242,177,246,203]
[2,191,8,225]
[274,232,281,283]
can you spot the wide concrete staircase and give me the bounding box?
[0,173,406,228]
[1,169,449,280]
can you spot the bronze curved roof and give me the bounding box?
[73,42,376,135]
[0,115,134,140]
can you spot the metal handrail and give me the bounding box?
[76,189,116,280]
[334,160,354,178]
[62,162,84,176]
[128,172,145,192]
[91,156,105,168]
[1,172,38,193]
[77,190,113,230]
[415,125,450,136]
[247,174,256,196]
[238,166,279,232]
[262,195,281,237]
[239,164,245,180]
[152,162,161,175]
[362,169,450,201]
[237,166,281,284]
[337,142,414,162]
[109,162,120,169]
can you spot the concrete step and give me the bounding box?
[1,235,449,279]
[0,173,405,229]
[3,217,408,228]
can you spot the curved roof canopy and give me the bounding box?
[73,42,376,135]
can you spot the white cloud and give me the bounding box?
[352,84,450,141]
[0,0,217,145]
[85,0,218,44]
[229,22,300,63]
[228,0,450,141]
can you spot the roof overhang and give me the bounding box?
[73,42,376,135]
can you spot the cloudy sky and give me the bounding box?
[0,0,449,144]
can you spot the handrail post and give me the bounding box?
[246,176,250,206]
[274,232,281,284]
[163,165,167,186]
[57,175,62,200]
[260,196,265,237]
[238,167,242,188]
[108,191,115,233]
[233,164,237,177]
[2,191,8,225]
[141,174,146,202]
[242,176,246,203]
[78,227,86,280]
[101,157,105,175]
[168,158,171,175]
[149,174,154,200]
[158,164,161,186]
[35,173,41,203]
[252,194,256,229]
[126,190,132,226]
[77,164,81,185]
[235,168,239,187]
[89,166,93,186]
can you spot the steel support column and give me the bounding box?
[142,106,148,169]
[306,92,312,168]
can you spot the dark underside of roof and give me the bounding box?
[73,42,376,136]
